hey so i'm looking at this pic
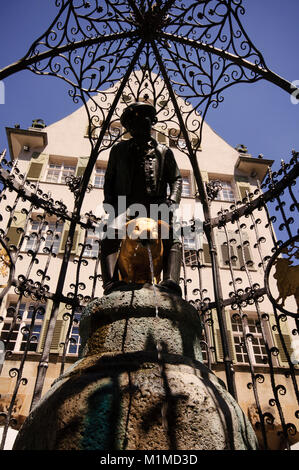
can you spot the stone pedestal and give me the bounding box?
[13,285,258,450]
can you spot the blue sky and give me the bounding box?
[0,0,298,169]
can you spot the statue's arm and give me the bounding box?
[165,148,182,204]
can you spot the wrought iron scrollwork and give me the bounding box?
[206,179,222,201]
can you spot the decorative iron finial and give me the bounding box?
[65,175,92,199]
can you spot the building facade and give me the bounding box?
[0,73,298,450]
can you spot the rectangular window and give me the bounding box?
[200,311,217,365]
[200,235,211,265]
[0,301,45,353]
[67,311,82,355]
[25,220,40,253]
[182,175,192,197]
[183,234,196,250]
[43,221,64,254]
[93,167,106,189]
[0,321,20,352]
[218,230,254,270]
[45,162,76,184]
[25,219,64,255]
[184,249,197,267]
[183,231,198,267]
[231,316,249,364]
[217,180,235,202]
[231,315,267,365]
[200,327,216,365]
[200,329,208,364]
[46,163,60,183]
[209,179,235,202]
[84,227,101,258]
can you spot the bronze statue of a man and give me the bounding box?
[101,102,182,295]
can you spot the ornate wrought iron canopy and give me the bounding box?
[0,1,296,137]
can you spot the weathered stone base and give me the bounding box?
[79,284,204,362]
[13,351,258,450]
[13,286,259,450]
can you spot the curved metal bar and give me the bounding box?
[264,235,299,319]
[0,168,71,222]
[0,32,138,82]
[0,303,45,450]
[233,210,295,448]
[158,32,297,97]
[221,222,268,447]
[211,161,299,228]
[0,2,296,101]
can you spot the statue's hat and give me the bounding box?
[120,102,156,128]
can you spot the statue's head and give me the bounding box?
[120,102,157,142]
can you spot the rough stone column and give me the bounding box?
[13,285,258,450]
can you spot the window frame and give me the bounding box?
[25,218,64,255]
[66,311,82,356]
[83,226,102,258]
[200,234,212,266]
[181,172,192,198]
[208,177,235,203]
[217,229,255,271]
[217,180,235,202]
[183,249,198,267]
[0,300,46,353]
[182,228,203,267]
[230,312,279,367]
[45,160,76,184]
[200,314,217,366]
[93,166,106,189]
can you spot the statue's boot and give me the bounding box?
[100,239,125,295]
[159,242,182,296]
